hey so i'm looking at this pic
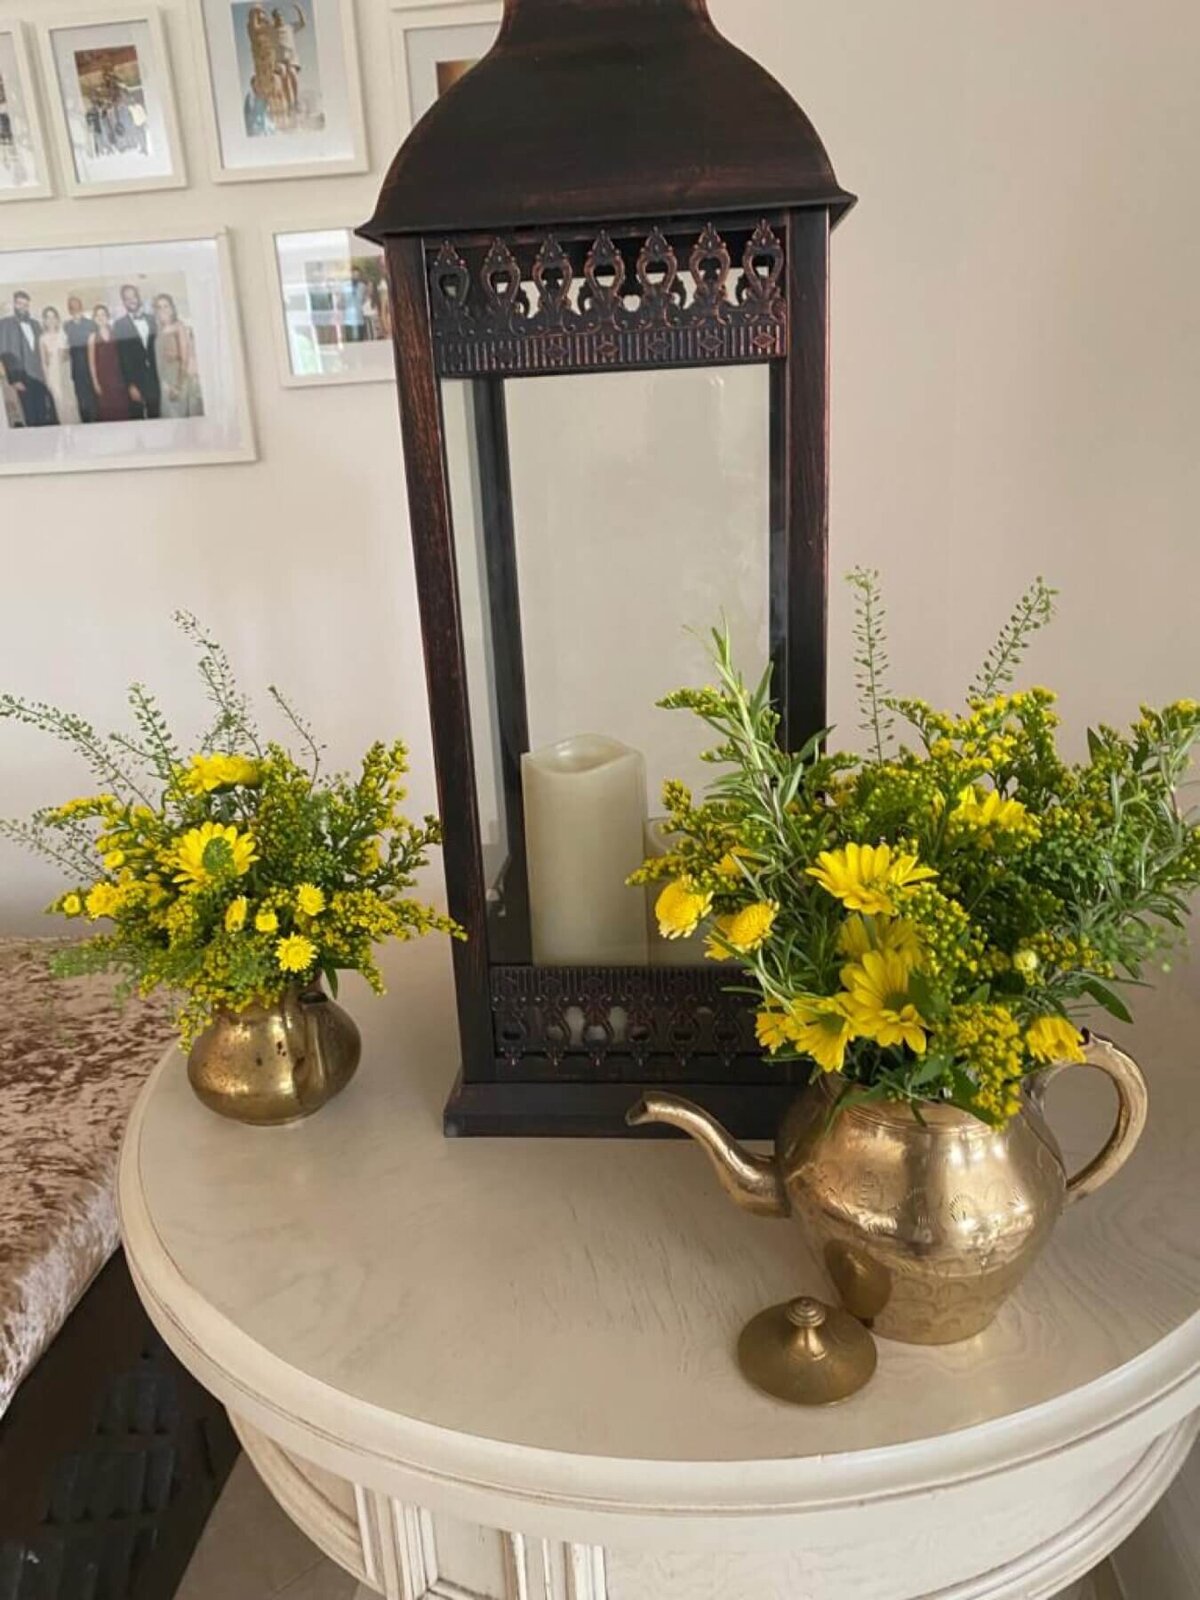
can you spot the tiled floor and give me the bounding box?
[177,1458,356,1600]
[179,1456,1121,1600]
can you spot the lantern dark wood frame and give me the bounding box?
[363,0,854,1137]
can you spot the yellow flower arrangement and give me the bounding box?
[2,612,461,1045]
[631,575,1200,1125]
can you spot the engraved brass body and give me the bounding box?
[629,1035,1148,1344]
[187,985,361,1126]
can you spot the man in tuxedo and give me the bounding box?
[64,295,98,422]
[0,291,45,383]
[113,283,159,419]
[0,351,56,426]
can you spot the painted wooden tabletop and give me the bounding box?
[121,935,1200,1486]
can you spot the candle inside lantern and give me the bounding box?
[522,735,649,966]
[644,815,711,966]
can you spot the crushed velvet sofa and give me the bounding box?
[0,939,237,1599]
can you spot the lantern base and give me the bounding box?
[443,1074,797,1139]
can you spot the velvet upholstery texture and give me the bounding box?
[0,938,175,1416]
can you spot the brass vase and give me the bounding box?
[628,1035,1148,1344]
[186,984,361,1126]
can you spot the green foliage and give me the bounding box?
[642,577,1200,1124]
[2,617,461,1044]
[847,567,894,761]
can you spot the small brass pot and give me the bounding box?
[629,1035,1148,1344]
[186,984,361,1126]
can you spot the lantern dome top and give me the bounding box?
[361,0,854,242]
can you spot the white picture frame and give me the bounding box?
[0,230,255,476]
[192,0,367,183]
[390,1,500,131]
[265,223,394,388]
[0,24,54,202]
[35,6,186,197]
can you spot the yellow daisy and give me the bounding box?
[836,913,923,967]
[842,950,929,1053]
[1026,1015,1086,1064]
[84,882,121,920]
[951,786,1034,836]
[255,908,279,934]
[276,933,318,975]
[755,1005,794,1052]
[181,753,262,794]
[172,821,257,889]
[785,995,855,1074]
[705,900,778,959]
[224,896,248,933]
[806,843,936,917]
[655,879,713,940]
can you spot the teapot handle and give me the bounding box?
[1033,1033,1149,1205]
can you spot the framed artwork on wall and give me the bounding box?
[266,225,393,387]
[0,25,54,202]
[0,231,255,476]
[390,2,500,128]
[35,7,186,196]
[193,0,367,183]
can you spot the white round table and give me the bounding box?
[118,939,1200,1600]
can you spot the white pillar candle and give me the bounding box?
[644,815,711,966]
[522,735,649,966]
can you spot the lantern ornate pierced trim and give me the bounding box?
[363,0,853,1137]
[427,219,788,378]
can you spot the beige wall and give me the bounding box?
[2,0,1199,931]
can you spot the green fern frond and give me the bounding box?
[970,576,1058,699]
[846,567,894,762]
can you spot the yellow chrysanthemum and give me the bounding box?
[276,933,318,975]
[255,908,279,934]
[102,849,126,870]
[85,882,122,920]
[181,753,262,794]
[61,892,83,917]
[296,883,326,917]
[172,821,257,889]
[715,849,751,881]
[951,786,1035,836]
[806,843,936,917]
[705,900,778,959]
[1026,1015,1086,1064]
[224,896,248,933]
[836,913,922,967]
[842,950,928,1054]
[655,879,713,940]
[785,995,855,1074]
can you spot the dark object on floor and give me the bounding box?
[0,1250,239,1600]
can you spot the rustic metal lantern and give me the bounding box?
[361,0,854,1136]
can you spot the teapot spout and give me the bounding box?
[626,1093,790,1218]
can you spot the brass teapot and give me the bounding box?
[628,1035,1147,1344]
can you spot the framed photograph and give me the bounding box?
[0,232,255,476]
[267,226,393,387]
[36,7,185,196]
[193,0,367,183]
[0,25,53,201]
[391,2,499,129]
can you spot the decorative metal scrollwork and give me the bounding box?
[427,218,788,377]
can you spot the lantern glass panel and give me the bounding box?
[444,365,770,968]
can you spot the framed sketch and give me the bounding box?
[390,2,499,129]
[0,25,53,202]
[0,232,255,476]
[35,7,185,196]
[193,0,367,182]
[266,225,393,387]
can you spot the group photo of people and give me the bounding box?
[235,1,325,139]
[73,43,150,159]
[0,275,203,430]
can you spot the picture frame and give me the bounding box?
[35,6,186,197]
[390,1,500,131]
[265,224,394,388]
[192,0,367,183]
[0,230,256,476]
[0,24,54,202]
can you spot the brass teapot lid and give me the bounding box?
[737,1295,877,1406]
